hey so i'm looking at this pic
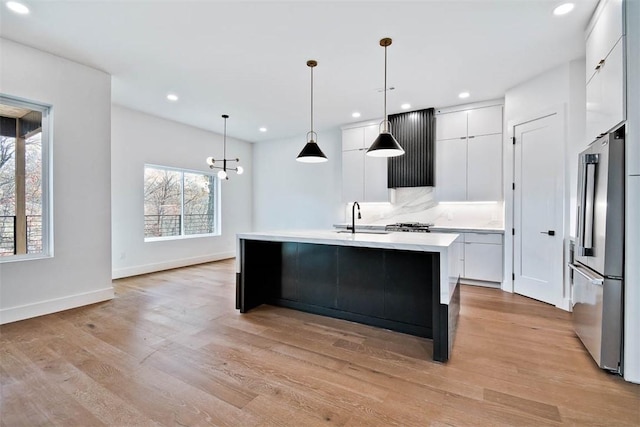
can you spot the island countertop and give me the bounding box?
[236,229,459,252]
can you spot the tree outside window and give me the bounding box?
[143,165,219,239]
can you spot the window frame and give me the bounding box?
[143,164,221,242]
[0,95,53,263]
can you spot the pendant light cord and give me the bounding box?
[310,65,314,136]
[383,44,388,132]
[223,116,227,160]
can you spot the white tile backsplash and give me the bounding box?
[344,187,504,229]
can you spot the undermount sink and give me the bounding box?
[336,230,390,235]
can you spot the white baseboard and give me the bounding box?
[112,251,235,279]
[0,287,114,325]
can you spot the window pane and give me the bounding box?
[0,136,16,256]
[25,132,43,254]
[183,172,216,235]
[144,167,181,237]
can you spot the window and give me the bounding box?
[144,165,220,239]
[0,96,51,260]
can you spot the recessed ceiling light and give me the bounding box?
[401,103,411,110]
[6,1,30,14]
[352,112,361,118]
[458,92,470,99]
[166,93,179,102]
[553,3,574,15]
[259,127,267,132]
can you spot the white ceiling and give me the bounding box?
[0,0,597,143]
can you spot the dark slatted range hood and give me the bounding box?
[387,108,435,188]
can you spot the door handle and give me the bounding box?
[540,230,555,236]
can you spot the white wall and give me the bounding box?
[0,39,113,324]
[111,106,253,278]
[503,59,586,310]
[252,129,343,230]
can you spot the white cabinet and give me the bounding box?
[586,37,625,142]
[435,138,467,201]
[435,105,503,201]
[467,134,503,201]
[435,231,504,284]
[436,110,467,140]
[585,0,625,142]
[586,0,624,82]
[467,106,503,136]
[463,233,503,283]
[341,122,390,203]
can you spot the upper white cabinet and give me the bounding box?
[585,0,625,142]
[341,122,390,203]
[436,110,467,140]
[467,106,503,137]
[586,0,624,82]
[435,105,503,201]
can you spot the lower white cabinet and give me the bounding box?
[437,231,504,284]
[463,233,503,283]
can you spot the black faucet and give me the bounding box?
[350,201,361,234]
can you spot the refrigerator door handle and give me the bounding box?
[569,263,604,285]
[577,153,598,256]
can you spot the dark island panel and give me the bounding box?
[337,246,386,318]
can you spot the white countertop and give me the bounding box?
[333,223,504,234]
[237,229,459,252]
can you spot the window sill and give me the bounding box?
[144,233,221,243]
[0,253,53,264]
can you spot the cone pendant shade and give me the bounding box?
[297,140,327,163]
[367,132,404,157]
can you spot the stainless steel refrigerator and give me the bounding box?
[571,127,625,373]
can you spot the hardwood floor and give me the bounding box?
[1,259,638,426]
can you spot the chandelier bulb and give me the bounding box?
[236,166,244,175]
[217,170,228,180]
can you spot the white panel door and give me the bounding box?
[341,149,364,202]
[467,134,503,201]
[467,105,503,136]
[435,138,467,201]
[513,113,564,306]
[436,111,467,140]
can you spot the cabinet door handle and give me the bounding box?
[595,59,605,70]
[460,136,467,140]
[468,135,475,139]
[540,230,555,236]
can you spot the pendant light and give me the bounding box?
[206,114,244,180]
[296,60,328,163]
[366,37,405,158]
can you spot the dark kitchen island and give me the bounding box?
[235,230,462,362]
